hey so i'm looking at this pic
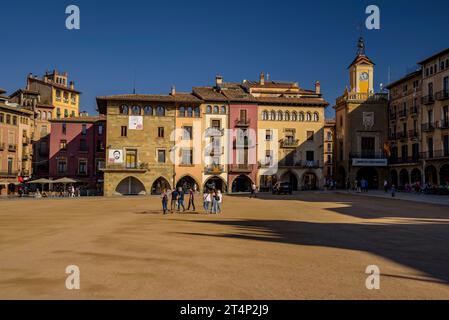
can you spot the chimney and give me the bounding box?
[70,81,74,90]
[260,72,265,85]
[170,85,176,95]
[315,81,321,94]
[215,75,223,87]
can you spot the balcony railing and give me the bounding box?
[205,127,224,137]
[8,144,17,152]
[389,156,421,164]
[234,119,250,127]
[349,152,387,159]
[102,163,149,171]
[301,160,320,168]
[279,138,299,148]
[420,150,449,159]
[337,92,388,104]
[422,95,435,105]
[422,122,435,132]
[229,164,256,173]
[204,165,224,174]
[435,90,449,101]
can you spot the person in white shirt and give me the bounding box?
[216,190,223,213]
[203,191,211,213]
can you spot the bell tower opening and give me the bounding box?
[349,37,374,94]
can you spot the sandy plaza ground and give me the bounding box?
[1,192,449,300]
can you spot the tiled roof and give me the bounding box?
[96,93,202,103]
[0,88,6,95]
[219,83,257,102]
[9,88,40,98]
[192,87,227,102]
[243,80,298,89]
[348,54,375,69]
[28,77,81,94]
[50,115,106,123]
[0,103,34,115]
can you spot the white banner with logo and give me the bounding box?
[129,116,143,130]
[352,158,387,167]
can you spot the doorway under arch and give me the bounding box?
[439,164,449,185]
[411,168,422,184]
[425,165,438,185]
[231,175,253,193]
[151,177,171,195]
[390,170,398,187]
[280,171,299,191]
[399,169,410,187]
[357,167,379,189]
[204,176,227,192]
[176,175,199,192]
[302,172,318,190]
[115,177,146,195]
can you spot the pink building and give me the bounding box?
[49,115,106,193]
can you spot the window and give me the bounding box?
[211,120,221,129]
[285,112,290,121]
[57,158,67,174]
[292,112,297,121]
[78,159,87,175]
[182,126,192,140]
[158,127,164,138]
[131,105,141,115]
[277,111,283,121]
[313,112,319,122]
[126,149,137,169]
[0,113,3,123]
[63,92,69,103]
[262,111,269,120]
[213,105,219,114]
[194,107,200,117]
[306,112,312,122]
[181,148,193,165]
[157,149,166,163]
[120,105,129,115]
[48,112,52,120]
[179,106,185,117]
[121,126,127,137]
[306,151,314,161]
[206,105,212,114]
[270,111,276,120]
[41,112,47,120]
[98,124,103,135]
[97,140,105,152]
[56,90,61,101]
[187,107,193,117]
[220,106,226,114]
[265,150,273,165]
[156,106,165,116]
[81,124,87,135]
[12,116,17,125]
[266,129,272,141]
[327,131,332,141]
[60,140,67,150]
[144,106,153,115]
[64,109,69,118]
[307,131,314,141]
[80,139,88,152]
[62,123,67,135]
[299,112,305,122]
[56,108,61,118]
[71,94,76,104]
[6,114,11,124]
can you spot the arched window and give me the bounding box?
[37,111,41,120]
[64,109,69,118]
[213,105,219,114]
[120,105,129,115]
[285,111,290,121]
[47,112,52,120]
[292,112,297,121]
[306,112,312,122]
[144,106,153,116]
[277,111,283,121]
[299,112,305,121]
[270,111,276,121]
[206,105,212,114]
[313,112,319,122]
[262,111,269,120]
[194,107,200,117]
[327,131,332,141]
[131,105,141,115]
[187,107,193,117]
[179,106,185,117]
[156,106,165,116]
[221,106,226,114]
[41,112,47,120]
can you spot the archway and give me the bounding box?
[115,177,146,195]
[151,177,171,195]
[411,168,422,184]
[280,171,299,191]
[231,175,253,193]
[390,170,398,187]
[176,175,199,192]
[204,176,227,192]
[7,183,16,195]
[356,167,379,189]
[399,169,410,187]
[440,164,449,186]
[337,166,346,188]
[425,165,438,185]
[302,172,317,190]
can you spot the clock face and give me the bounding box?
[360,72,369,81]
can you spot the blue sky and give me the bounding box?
[1,0,448,118]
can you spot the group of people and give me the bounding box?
[160,187,223,215]
[354,179,369,193]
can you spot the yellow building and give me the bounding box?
[246,74,329,190]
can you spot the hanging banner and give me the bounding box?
[108,149,124,164]
[129,116,143,130]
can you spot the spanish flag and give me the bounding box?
[383,142,391,157]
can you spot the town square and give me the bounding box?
[1,0,449,303]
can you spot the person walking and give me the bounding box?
[211,190,219,214]
[384,180,388,193]
[250,183,257,198]
[161,189,168,215]
[177,187,186,212]
[391,184,396,197]
[203,191,211,213]
[170,188,178,212]
[187,188,195,211]
[216,190,223,214]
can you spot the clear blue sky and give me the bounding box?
[1,0,448,118]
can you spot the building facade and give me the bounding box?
[49,115,106,192]
[334,39,389,189]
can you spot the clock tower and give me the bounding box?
[349,37,374,94]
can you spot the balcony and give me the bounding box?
[398,109,407,118]
[229,164,256,173]
[435,90,449,101]
[205,127,224,137]
[8,144,17,152]
[422,95,435,105]
[422,122,435,132]
[204,164,224,174]
[279,138,299,148]
[300,160,320,168]
[409,106,419,116]
[233,139,255,149]
[0,171,18,178]
[408,129,420,139]
[337,92,388,104]
[389,156,421,165]
[234,118,250,127]
[101,163,148,173]
[420,150,449,160]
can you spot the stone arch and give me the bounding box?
[425,165,438,185]
[390,169,398,187]
[115,176,146,195]
[280,170,299,191]
[231,174,254,193]
[176,175,200,192]
[439,164,449,186]
[301,171,318,190]
[399,169,410,187]
[204,176,228,193]
[411,168,422,184]
[151,176,171,195]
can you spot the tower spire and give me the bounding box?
[357,37,365,56]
